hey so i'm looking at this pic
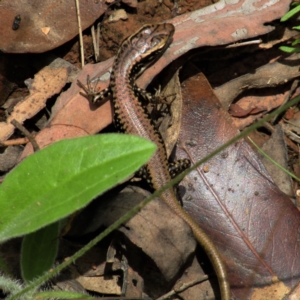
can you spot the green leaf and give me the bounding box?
[33,291,93,299]
[279,45,300,53]
[292,38,300,45]
[0,134,156,243]
[281,3,300,21]
[21,222,60,283]
[292,26,300,31]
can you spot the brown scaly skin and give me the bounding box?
[79,23,230,300]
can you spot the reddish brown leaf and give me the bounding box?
[0,0,107,53]
[176,71,300,299]
[232,91,290,130]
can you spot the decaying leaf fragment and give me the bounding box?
[0,58,78,143]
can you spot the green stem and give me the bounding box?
[248,136,300,182]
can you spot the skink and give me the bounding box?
[79,23,230,300]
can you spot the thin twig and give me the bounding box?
[91,22,101,62]
[225,39,262,48]
[11,119,39,152]
[0,137,30,147]
[75,0,85,68]
[96,22,101,60]
[156,275,209,300]
[91,25,97,61]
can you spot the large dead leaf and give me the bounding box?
[213,53,300,130]
[20,0,291,158]
[0,0,107,53]
[68,187,197,282]
[176,69,300,299]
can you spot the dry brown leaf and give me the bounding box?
[0,58,77,142]
[68,187,197,282]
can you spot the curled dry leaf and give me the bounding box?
[215,54,300,109]
[229,104,265,118]
[231,88,299,130]
[76,272,121,294]
[176,70,300,299]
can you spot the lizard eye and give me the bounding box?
[143,28,152,35]
[151,36,164,48]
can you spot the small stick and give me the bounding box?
[91,25,97,61]
[91,22,101,62]
[11,119,40,152]
[75,0,85,68]
[0,137,30,147]
[226,39,262,48]
[96,22,101,60]
[156,275,209,300]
